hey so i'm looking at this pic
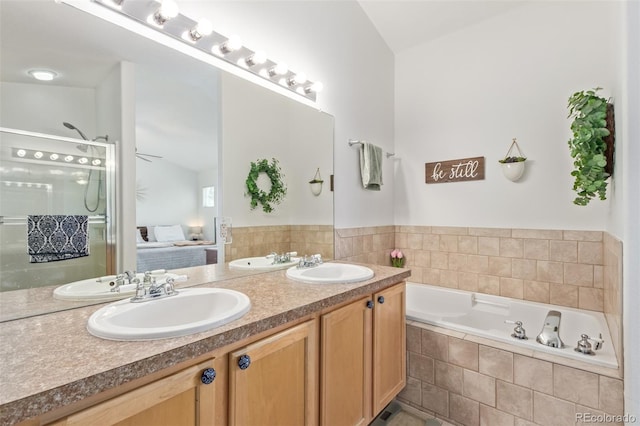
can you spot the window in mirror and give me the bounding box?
[203,186,215,207]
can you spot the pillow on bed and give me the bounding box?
[136,228,145,243]
[147,226,157,242]
[154,225,186,242]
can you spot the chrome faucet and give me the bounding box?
[109,273,139,293]
[536,310,564,348]
[268,252,292,265]
[131,277,177,303]
[123,270,136,283]
[297,254,323,269]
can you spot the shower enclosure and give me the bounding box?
[0,127,116,292]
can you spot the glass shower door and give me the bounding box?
[0,128,115,292]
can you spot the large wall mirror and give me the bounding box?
[0,1,334,321]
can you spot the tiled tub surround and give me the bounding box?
[405,283,618,369]
[398,321,625,426]
[225,224,334,262]
[603,232,623,378]
[336,225,625,425]
[391,227,624,371]
[0,262,409,425]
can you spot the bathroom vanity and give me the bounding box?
[0,263,409,425]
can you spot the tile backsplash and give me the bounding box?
[226,225,334,261]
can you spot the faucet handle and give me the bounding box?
[505,320,528,340]
[589,333,604,350]
[575,334,595,355]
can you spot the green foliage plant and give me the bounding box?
[567,88,611,206]
[245,158,287,213]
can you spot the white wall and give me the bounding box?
[394,2,623,230]
[198,167,217,242]
[177,1,395,229]
[221,73,333,227]
[622,0,640,419]
[136,158,199,233]
[0,82,96,137]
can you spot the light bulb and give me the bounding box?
[64,155,74,162]
[305,81,324,94]
[78,157,88,164]
[49,153,59,160]
[92,159,102,166]
[16,149,26,157]
[218,35,242,54]
[28,69,57,81]
[34,151,43,159]
[245,51,267,67]
[151,0,179,25]
[268,62,288,77]
[188,18,213,41]
[287,72,307,86]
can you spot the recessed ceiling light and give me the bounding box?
[28,69,58,81]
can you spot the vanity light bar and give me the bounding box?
[93,0,322,101]
[3,181,53,191]
[11,148,105,168]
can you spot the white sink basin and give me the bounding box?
[87,288,251,341]
[53,272,181,302]
[229,256,299,271]
[286,263,374,284]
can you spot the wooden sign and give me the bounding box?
[425,156,485,184]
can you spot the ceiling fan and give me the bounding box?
[136,148,163,162]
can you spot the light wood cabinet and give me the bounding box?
[320,297,372,426]
[40,281,405,426]
[228,320,318,426]
[50,358,224,426]
[372,283,406,415]
[320,282,406,426]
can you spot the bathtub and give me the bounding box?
[406,283,618,368]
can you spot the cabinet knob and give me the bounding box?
[377,296,385,304]
[366,300,374,309]
[238,354,251,370]
[200,367,217,384]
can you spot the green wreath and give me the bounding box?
[245,158,287,213]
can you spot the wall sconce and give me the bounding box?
[91,0,323,102]
[309,168,324,196]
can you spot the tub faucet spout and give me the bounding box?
[536,310,564,348]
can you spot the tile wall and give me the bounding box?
[334,226,395,265]
[392,227,606,312]
[398,322,625,426]
[225,225,334,261]
[335,225,625,425]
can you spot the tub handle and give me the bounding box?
[589,333,605,350]
[505,320,528,340]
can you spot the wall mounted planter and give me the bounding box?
[309,168,324,196]
[499,138,527,182]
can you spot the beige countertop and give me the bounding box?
[0,263,266,322]
[0,262,410,425]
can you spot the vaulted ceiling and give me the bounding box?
[357,1,528,53]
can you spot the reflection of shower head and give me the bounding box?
[62,122,89,141]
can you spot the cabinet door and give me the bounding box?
[228,320,318,426]
[372,282,406,415]
[320,297,372,426]
[52,358,222,426]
